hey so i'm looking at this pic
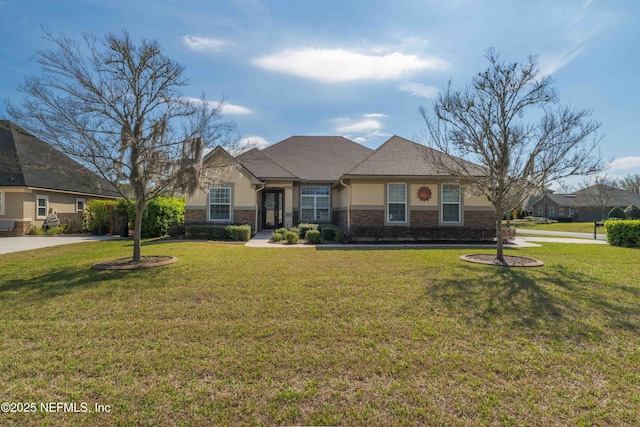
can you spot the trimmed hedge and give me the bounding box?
[605,220,640,248]
[349,226,494,243]
[185,224,252,242]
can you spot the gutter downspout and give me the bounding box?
[255,183,265,232]
[339,179,351,231]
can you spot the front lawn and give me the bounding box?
[513,220,603,234]
[1,241,638,425]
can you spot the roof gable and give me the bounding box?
[259,136,372,181]
[346,135,484,177]
[0,120,119,197]
[235,147,298,180]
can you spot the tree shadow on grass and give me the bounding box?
[0,265,166,301]
[407,262,640,343]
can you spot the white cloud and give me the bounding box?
[182,35,231,53]
[252,48,449,83]
[184,97,253,115]
[336,119,382,133]
[399,82,439,99]
[364,113,388,118]
[220,103,253,115]
[539,44,588,77]
[353,137,367,144]
[607,157,640,171]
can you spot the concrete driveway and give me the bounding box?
[0,235,120,255]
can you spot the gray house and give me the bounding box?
[530,185,640,222]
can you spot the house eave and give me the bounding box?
[26,186,121,199]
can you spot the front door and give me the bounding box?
[262,190,284,229]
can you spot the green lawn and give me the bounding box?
[1,240,639,426]
[512,221,603,234]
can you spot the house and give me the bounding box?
[530,185,640,222]
[185,135,496,240]
[0,120,120,235]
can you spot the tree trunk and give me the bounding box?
[133,200,145,262]
[496,211,505,263]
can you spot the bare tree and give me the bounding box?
[419,49,603,263]
[620,173,640,194]
[8,28,238,262]
[577,175,619,221]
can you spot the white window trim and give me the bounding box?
[441,183,461,224]
[36,195,49,220]
[76,198,86,213]
[387,183,408,224]
[208,187,232,222]
[0,190,4,215]
[300,186,331,222]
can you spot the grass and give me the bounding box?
[512,220,603,234]
[1,240,639,425]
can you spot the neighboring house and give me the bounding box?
[186,135,495,239]
[530,185,640,222]
[0,120,120,235]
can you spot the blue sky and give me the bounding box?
[1,0,638,188]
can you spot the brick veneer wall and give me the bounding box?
[185,209,207,223]
[234,209,256,231]
[410,210,439,227]
[464,211,496,234]
[351,210,385,227]
[332,210,348,231]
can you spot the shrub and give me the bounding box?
[86,199,117,233]
[297,223,318,238]
[270,232,285,242]
[320,225,337,241]
[305,229,322,244]
[140,197,185,238]
[184,224,249,241]
[606,220,640,247]
[625,205,640,220]
[275,227,288,235]
[285,230,299,244]
[608,206,627,220]
[29,226,45,236]
[167,223,186,238]
[334,228,346,244]
[226,225,251,242]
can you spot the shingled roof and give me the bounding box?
[0,120,120,198]
[346,135,485,177]
[235,148,298,180]
[258,136,373,181]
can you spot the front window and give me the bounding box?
[37,195,48,219]
[76,198,86,213]
[538,207,544,216]
[209,187,231,221]
[549,206,555,217]
[387,183,407,223]
[301,186,330,221]
[442,184,460,223]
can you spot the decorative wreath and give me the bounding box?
[417,186,432,202]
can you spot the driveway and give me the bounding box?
[0,235,120,255]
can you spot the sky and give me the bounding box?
[0,0,638,189]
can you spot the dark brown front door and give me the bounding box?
[262,190,283,229]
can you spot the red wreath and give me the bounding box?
[417,186,432,202]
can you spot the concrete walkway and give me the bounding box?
[245,231,315,248]
[0,235,120,255]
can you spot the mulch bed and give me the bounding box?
[460,254,544,267]
[92,256,177,270]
